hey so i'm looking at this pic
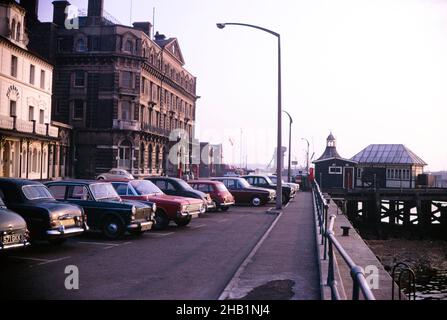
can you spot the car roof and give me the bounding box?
[0,178,43,187]
[46,179,105,185]
[188,180,220,184]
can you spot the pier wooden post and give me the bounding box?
[403,201,411,229]
[389,200,396,227]
[346,200,358,222]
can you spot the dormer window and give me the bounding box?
[76,38,87,52]
[124,40,133,53]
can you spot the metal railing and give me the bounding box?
[313,181,376,300]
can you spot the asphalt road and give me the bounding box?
[0,205,277,300]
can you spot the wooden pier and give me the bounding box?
[327,188,447,238]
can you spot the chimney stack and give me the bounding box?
[20,0,40,22]
[133,22,152,37]
[52,1,70,26]
[88,0,104,17]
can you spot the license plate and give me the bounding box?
[140,223,152,231]
[60,219,75,226]
[2,234,23,245]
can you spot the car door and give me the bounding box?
[65,185,101,229]
[224,179,244,204]
[257,177,271,189]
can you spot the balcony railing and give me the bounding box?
[48,125,59,138]
[142,123,170,137]
[0,115,14,130]
[113,119,141,131]
[35,123,47,135]
[0,116,59,138]
[15,119,34,133]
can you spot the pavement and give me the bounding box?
[219,192,321,300]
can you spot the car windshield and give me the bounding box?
[130,180,164,195]
[269,176,277,184]
[22,185,54,200]
[91,183,121,201]
[237,179,251,188]
[177,179,195,191]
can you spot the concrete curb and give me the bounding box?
[218,209,284,300]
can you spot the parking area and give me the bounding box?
[0,204,279,300]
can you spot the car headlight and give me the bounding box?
[181,204,187,212]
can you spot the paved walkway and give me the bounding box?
[220,192,321,300]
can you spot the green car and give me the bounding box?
[46,180,156,239]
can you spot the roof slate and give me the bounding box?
[351,144,427,165]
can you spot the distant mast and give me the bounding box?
[152,7,156,39]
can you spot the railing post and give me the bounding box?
[327,232,335,284]
[323,205,329,259]
[351,266,364,300]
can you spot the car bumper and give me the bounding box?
[46,227,85,238]
[0,241,31,251]
[206,202,217,211]
[219,201,235,207]
[177,210,201,219]
[127,221,154,232]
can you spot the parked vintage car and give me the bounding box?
[188,180,235,211]
[0,179,87,244]
[96,169,134,181]
[46,180,155,239]
[146,177,216,212]
[109,180,205,230]
[0,197,30,251]
[242,175,295,205]
[268,175,300,193]
[209,177,276,207]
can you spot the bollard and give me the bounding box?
[341,226,351,237]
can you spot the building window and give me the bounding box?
[40,70,46,90]
[121,101,132,121]
[16,23,21,42]
[73,100,84,120]
[11,55,18,77]
[76,38,87,52]
[124,40,133,53]
[11,19,16,40]
[9,101,16,117]
[30,65,35,85]
[74,70,86,87]
[121,71,133,89]
[29,106,35,121]
[329,167,342,175]
[39,110,44,124]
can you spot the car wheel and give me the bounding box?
[153,210,170,230]
[251,196,262,207]
[48,238,67,245]
[221,206,230,212]
[175,216,192,227]
[97,177,105,180]
[102,216,125,239]
[282,193,290,205]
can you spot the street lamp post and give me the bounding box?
[283,110,293,183]
[217,22,283,210]
[301,138,310,174]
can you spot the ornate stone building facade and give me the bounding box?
[0,0,71,180]
[26,0,198,179]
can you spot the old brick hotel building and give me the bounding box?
[25,0,198,178]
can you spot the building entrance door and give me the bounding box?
[344,167,354,189]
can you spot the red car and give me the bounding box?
[109,180,206,230]
[188,180,235,211]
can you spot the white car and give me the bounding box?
[96,169,135,181]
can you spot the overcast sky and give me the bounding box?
[37,0,447,171]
